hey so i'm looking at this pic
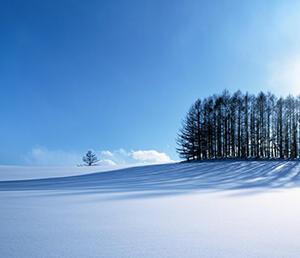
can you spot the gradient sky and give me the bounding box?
[1,0,300,165]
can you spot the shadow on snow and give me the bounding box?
[0,161,300,199]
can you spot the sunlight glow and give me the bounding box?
[268,56,300,97]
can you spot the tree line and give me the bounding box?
[177,90,300,161]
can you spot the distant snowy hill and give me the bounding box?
[0,164,127,180]
[1,160,300,191]
[1,161,300,258]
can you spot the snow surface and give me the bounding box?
[1,160,300,258]
[0,164,127,180]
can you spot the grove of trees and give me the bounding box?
[177,90,300,161]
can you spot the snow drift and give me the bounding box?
[0,160,299,194]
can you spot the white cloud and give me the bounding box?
[25,147,173,167]
[118,148,131,156]
[97,159,117,166]
[98,149,131,165]
[131,150,172,164]
[99,149,173,165]
[24,147,81,166]
[100,150,114,158]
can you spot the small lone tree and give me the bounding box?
[83,150,99,166]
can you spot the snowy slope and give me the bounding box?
[1,161,300,258]
[0,164,127,180]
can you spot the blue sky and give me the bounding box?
[0,0,300,166]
